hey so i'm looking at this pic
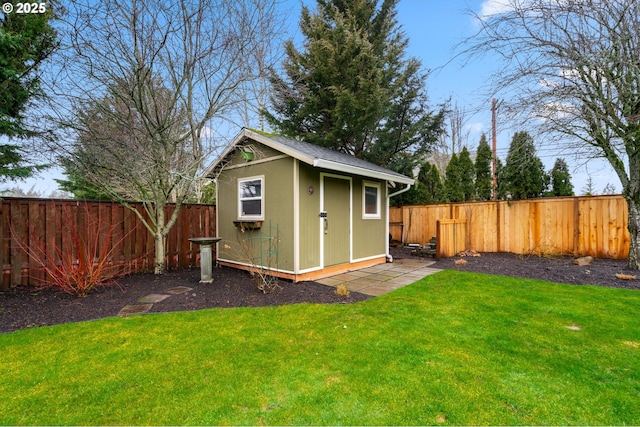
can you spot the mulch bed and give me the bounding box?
[2,247,639,334]
[0,267,371,334]
[429,251,640,290]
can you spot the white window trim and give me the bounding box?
[238,175,265,220]
[362,181,381,219]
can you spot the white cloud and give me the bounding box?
[466,122,485,135]
[479,0,513,19]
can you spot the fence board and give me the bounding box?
[436,219,467,259]
[0,198,216,289]
[392,195,630,259]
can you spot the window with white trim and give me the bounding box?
[238,176,264,219]
[363,182,381,219]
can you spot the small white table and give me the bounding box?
[189,237,222,283]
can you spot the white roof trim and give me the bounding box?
[312,158,414,185]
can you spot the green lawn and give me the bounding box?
[2,270,639,425]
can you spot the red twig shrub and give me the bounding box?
[10,203,141,297]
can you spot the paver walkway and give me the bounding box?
[316,258,441,296]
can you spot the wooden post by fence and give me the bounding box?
[0,198,216,288]
[436,219,467,259]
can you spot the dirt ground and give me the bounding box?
[2,247,638,334]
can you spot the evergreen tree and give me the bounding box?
[601,183,617,195]
[418,162,445,203]
[549,158,574,196]
[582,176,595,196]
[387,154,420,206]
[55,157,114,201]
[445,153,464,202]
[264,0,444,170]
[501,131,548,199]
[390,159,446,206]
[458,146,475,201]
[0,4,57,180]
[495,157,505,199]
[475,133,493,200]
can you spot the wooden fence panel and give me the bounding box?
[392,195,630,259]
[0,198,217,289]
[403,204,451,245]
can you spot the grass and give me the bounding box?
[2,270,639,425]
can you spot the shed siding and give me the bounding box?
[298,163,321,271]
[225,143,283,168]
[352,176,387,259]
[217,152,295,272]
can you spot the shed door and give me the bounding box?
[322,176,351,266]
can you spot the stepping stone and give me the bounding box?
[165,286,193,295]
[118,304,154,316]
[138,294,171,303]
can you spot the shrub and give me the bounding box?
[11,203,140,297]
[335,284,350,297]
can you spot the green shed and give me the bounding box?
[205,128,414,282]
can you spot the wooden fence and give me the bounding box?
[0,198,216,288]
[390,195,630,259]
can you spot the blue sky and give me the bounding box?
[9,0,619,196]
[396,0,620,195]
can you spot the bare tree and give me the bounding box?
[463,0,640,268]
[52,0,283,273]
[431,101,470,176]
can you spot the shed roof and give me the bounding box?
[206,128,414,185]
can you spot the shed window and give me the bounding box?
[238,176,264,219]
[363,182,381,219]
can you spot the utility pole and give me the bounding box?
[491,98,498,200]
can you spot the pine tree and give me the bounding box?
[55,157,114,201]
[458,146,475,201]
[0,4,57,181]
[601,183,617,195]
[445,153,464,202]
[549,158,574,196]
[417,161,445,203]
[501,131,548,199]
[475,134,493,200]
[388,154,420,206]
[264,0,444,169]
[582,176,595,196]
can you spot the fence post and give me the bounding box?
[436,219,442,260]
[573,197,580,256]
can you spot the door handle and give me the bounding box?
[320,211,328,234]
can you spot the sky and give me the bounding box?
[6,0,620,196]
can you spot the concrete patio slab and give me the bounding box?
[331,273,361,281]
[316,277,344,286]
[350,276,386,286]
[347,270,373,278]
[358,283,399,296]
[343,280,377,291]
[385,276,418,286]
[362,264,393,273]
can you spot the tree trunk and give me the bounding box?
[627,196,640,270]
[154,208,166,274]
